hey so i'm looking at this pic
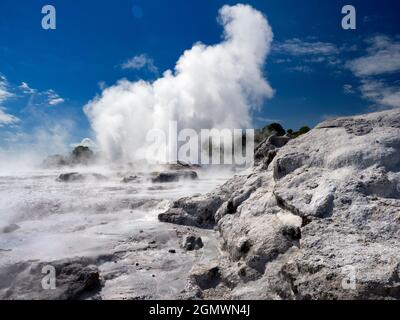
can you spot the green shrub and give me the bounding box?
[266,123,286,136]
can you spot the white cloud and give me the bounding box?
[345,35,400,109]
[46,89,64,106]
[85,4,274,163]
[19,82,64,106]
[0,108,20,127]
[0,75,14,104]
[273,38,340,72]
[0,76,18,127]
[121,54,158,74]
[19,82,37,94]
[359,79,400,108]
[13,78,64,107]
[274,38,339,56]
[346,35,400,77]
[48,98,64,106]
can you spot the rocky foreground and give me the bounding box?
[159,108,400,299]
[0,168,223,300]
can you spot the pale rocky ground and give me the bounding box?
[160,108,400,299]
[1,108,399,300]
[0,169,227,299]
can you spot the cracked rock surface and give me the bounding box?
[159,108,400,299]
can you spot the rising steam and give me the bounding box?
[84,4,274,163]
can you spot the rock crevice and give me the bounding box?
[158,108,400,299]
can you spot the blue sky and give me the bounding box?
[0,0,400,151]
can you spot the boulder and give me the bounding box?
[57,172,83,182]
[2,224,20,234]
[166,160,202,171]
[254,134,290,163]
[121,175,138,183]
[181,235,204,251]
[42,146,96,168]
[158,108,400,300]
[57,172,107,182]
[0,257,101,300]
[159,194,225,228]
[189,264,221,290]
[151,170,198,183]
[70,146,94,165]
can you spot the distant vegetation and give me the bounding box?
[255,122,311,144]
[42,145,96,168]
[287,126,311,138]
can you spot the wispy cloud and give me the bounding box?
[287,65,313,73]
[273,38,340,72]
[346,35,400,109]
[0,73,66,129]
[0,75,18,127]
[17,81,64,106]
[346,35,400,77]
[274,38,339,56]
[19,82,37,94]
[121,54,158,74]
[45,89,64,106]
[0,108,19,127]
[0,75,14,104]
[359,79,400,109]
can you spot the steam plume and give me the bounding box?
[84,4,274,163]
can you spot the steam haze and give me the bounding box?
[84,4,274,163]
